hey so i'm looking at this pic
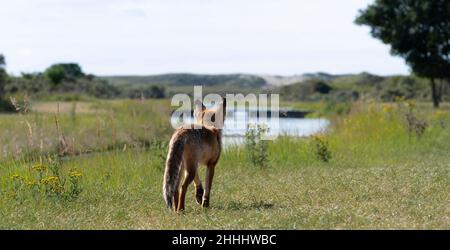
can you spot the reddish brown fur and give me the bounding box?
[163,97,226,212]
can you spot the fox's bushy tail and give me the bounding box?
[162,137,184,209]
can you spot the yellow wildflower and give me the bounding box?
[32,164,47,172]
[41,176,59,185]
[26,179,38,187]
[68,170,83,178]
[10,174,23,182]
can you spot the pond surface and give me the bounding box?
[222,117,329,147]
[171,109,330,147]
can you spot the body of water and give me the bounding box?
[171,109,329,147]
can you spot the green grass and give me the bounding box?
[0,99,173,159]
[0,99,449,229]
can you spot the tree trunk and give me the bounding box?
[430,78,440,108]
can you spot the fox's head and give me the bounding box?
[194,96,227,129]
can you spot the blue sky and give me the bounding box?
[0,0,410,76]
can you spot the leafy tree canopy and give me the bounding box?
[0,54,7,83]
[0,54,5,68]
[356,0,450,107]
[44,63,85,85]
[355,0,450,79]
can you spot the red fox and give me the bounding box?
[163,97,227,212]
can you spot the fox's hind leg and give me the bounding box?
[194,172,204,205]
[177,164,196,212]
[202,163,216,208]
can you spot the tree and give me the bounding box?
[0,54,15,112]
[56,63,84,79]
[0,54,5,67]
[45,65,65,86]
[313,81,333,94]
[44,63,85,86]
[355,0,450,107]
[148,85,166,98]
[0,54,7,95]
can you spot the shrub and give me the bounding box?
[395,99,429,138]
[405,111,428,138]
[311,134,332,162]
[313,81,333,94]
[0,98,15,112]
[245,124,269,168]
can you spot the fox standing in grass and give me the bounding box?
[163,97,227,212]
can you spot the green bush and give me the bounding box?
[0,98,15,112]
[245,124,269,168]
[311,134,332,162]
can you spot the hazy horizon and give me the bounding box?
[99,71,408,77]
[0,0,410,76]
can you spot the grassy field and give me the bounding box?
[0,99,173,159]
[0,99,449,229]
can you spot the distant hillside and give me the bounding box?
[5,59,439,103]
[102,73,266,88]
[257,74,307,86]
[102,72,393,88]
[99,72,445,103]
[273,72,444,103]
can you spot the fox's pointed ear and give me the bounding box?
[194,100,206,121]
[195,100,206,111]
